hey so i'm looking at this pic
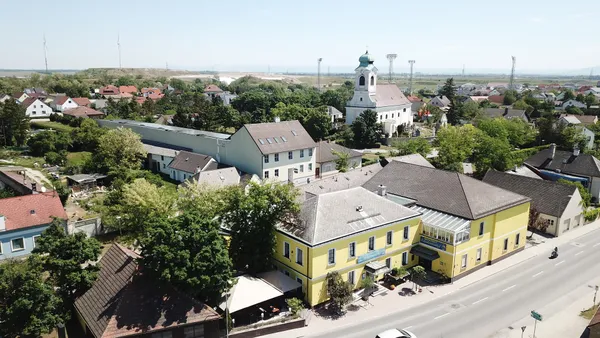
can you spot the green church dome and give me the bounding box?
[359,51,375,66]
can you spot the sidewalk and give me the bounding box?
[262,221,600,338]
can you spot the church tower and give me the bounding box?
[354,50,378,96]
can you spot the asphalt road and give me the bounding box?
[308,228,600,338]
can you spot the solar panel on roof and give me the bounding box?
[267,138,273,144]
[291,130,298,136]
[274,137,280,143]
[259,139,265,145]
[281,136,288,142]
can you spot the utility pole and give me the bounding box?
[594,285,598,306]
[117,34,122,69]
[462,64,465,78]
[408,60,416,95]
[509,56,516,90]
[317,58,323,92]
[43,34,48,74]
[386,54,397,83]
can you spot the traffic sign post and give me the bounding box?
[520,326,526,338]
[531,311,543,338]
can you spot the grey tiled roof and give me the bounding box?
[384,154,434,168]
[525,149,600,177]
[299,163,383,196]
[279,186,420,245]
[362,161,530,219]
[186,167,241,188]
[168,151,214,174]
[243,120,316,155]
[142,143,178,158]
[482,170,578,218]
[316,141,362,163]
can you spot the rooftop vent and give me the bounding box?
[291,130,298,136]
[30,209,36,215]
[356,206,363,212]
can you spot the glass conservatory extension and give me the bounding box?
[412,205,472,247]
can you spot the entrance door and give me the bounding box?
[420,257,432,270]
[315,167,320,178]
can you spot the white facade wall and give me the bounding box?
[318,156,362,177]
[56,98,78,112]
[170,168,193,182]
[539,213,559,236]
[262,148,316,183]
[224,127,263,180]
[25,100,52,118]
[149,154,173,175]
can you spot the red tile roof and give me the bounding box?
[204,84,223,93]
[118,86,137,94]
[20,97,40,109]
[12,92,25,99]
[407,95,423,102]
[53,96,71,105]
[488,95,505,104]
[63,106,104,118]
[0,193,66,231]
[72,97,91,106]
[100,85,120,95]
[141,87,161,94]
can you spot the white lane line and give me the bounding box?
[434,313,450,320]
[472,297,489,305]
[532,271,544,278]
[593,243,600,248]
[575,251,584,256]
[503,285,517,292]
[404,326,413,330]
[555,260,565,266]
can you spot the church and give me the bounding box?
[345,51,413,136]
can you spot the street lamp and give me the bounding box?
[594,285,599,306]
[521,326,526,338]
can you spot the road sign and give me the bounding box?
[531,310,543,321]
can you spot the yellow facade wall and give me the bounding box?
[489,202,529,261]
[274,232,309,277]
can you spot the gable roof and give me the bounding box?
[482,170,579,218]
[280,187,420,245]
[0,193,66,231]
[560,114,597,125]
[316,141,362,163]
[204,84,223,93]
[524,148,600,177]
[72,97,91,106]
[74,245,220,338]
[63,106,104,118]
[185,167,241,188]
[483,108,528,121]
[53,96,73,105]
[559,115,581,124]
[168,151,214,174]
[118,86,138,94]
[374,84,411,107]
[362,161,530,219]
[384,154,434,168]
[100,85,119,95]
[432,95,451,106]
[488,95,504,104]
[20,97,42,109]
[300,163,383,196]
[242,120,316,155]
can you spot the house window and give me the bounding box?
[309,148,313,156]
[368,236,375,251]
[328,248,336,265]
[515,233,520,246]
[152,331,172,338]
[359,76,365,86]
[348,271,355,285]
[300,164,304,173]
[296,248,303,266]
[163,163,166,169]
[300,149,304,158]
[264,170,269,178]
[385,257,391,268]
[403,108,407,112]
[33,235,40,248]
[403,226,409,240]
[385,114,388,119]
[308,163,312,171]
[283,242,290,258]
[402,251,408,265]
[288,151,293,160]
[386,231,393,245]
[479,222,484,236]
[41,110,46,114]
[461,254,467,268]
[503,238,509,251]
[161,155,164,161]
[392,113,394,118]
[264,155,269,163]
[348,242,356,258]
[274,153,279,162]
[32,111,36,115]
[274,169,279,177]
[476,248,482,262]
[183,324,204,338]
[11,238,25,252]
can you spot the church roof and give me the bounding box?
[359,50,375,67]
[374,85,411,107]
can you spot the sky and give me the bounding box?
[1,0,599,74]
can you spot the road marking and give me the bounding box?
[434,313,450,320]
[503,285,517,292]
[472,297,489,305]
[555,260,565,266]
[575,251,584,256]
[593,243,600,248]
[532,271,544,278]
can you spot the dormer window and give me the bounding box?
[359,76,365,86]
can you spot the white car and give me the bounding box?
[375,328,417,338]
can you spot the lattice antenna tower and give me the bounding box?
[509,56,516,90]
[43,34,48,73]
[408,60,416,95]
[317,58,323,92]
[386,54,397,83]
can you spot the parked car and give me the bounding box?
[376,328,417,338]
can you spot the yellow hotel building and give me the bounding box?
[275,159,531,307]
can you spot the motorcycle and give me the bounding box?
[550,247,558,259]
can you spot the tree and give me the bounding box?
[139,211,233,304]
[459,100,483,120]
[0,100,29,146]
[527,206,549,237]
[33,219,101,305]
[584,93,598,109]
[223,182,300,273]
[27,131,72,157]
[351,109,381,148]
[302,108,332,141]
[409,266,427,290]
[512,99,531,111]
[332,149,350,172]
[558,179,591,208]
[565,106,584,115]
[562,90,575,102]
[325,271,353,314]
[92,127,147,175]
[0,257,63,338]
[71,118,105,152]
[394,137,432,158]
[560,126,588,151]
[576,93,585,103]
[472,134,514,176]
[503,90,518,105]
[439,78,456,101]
[434,125,479,172]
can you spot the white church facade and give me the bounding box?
[345,51,413,136]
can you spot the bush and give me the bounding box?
[45,151,67,166]
[584,208,600,222]
[285,298,304,318]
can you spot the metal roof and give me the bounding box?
[411,205,470,233]
[108,119,231,139]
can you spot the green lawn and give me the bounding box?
[66,151,92,167]
[580,304,599,320]
[30,121,74,132]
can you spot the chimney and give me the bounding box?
[274,116,281,123]
[31,182,37,192]
[196,166,201,174]
[549,143,556,159]
[573,146,580,157]
[377,184,387,196]
[0,215,5,231]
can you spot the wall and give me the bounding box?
[0,225,48,259]
[489,202,529,263]
[225,127,263,180]
[68,218,104,237]
[149,154,174,176]
[558,189,584,234]
[318,157,362,177]
[262,147,316,183]
[539,213,559,236]
[26,100,52,118]
[228,318,305,338]
[57,99,78,112]
[591,177,600,201]
[273,232,310,295]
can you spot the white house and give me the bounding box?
[584,87,600,95]
[20,97,52,118]
[314,141,362,178]
[168,150,218,182]
[345,51,413,137]
[561,99,586,110]
[51,96,79,112]
[12,92,29,103]
[0,94,11,103]
[142,144,179,176]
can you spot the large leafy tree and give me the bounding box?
[27,130,72,157]
[434,125,480,172]
[472,134,514,176]
[223,182,300,273]
[351,109,381,148]
[71,118,106,152]
[0,257,63,338]
[92,127,147,174]
[394,137,432,158]
[325,271,353,314]
[302,108,332,141]
[439,78,456,101]
[33,219,101,304]
[0,100,29,146]
[139,210,233,304]
[584,93,598,109]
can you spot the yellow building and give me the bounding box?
[363,160,531,282]
[275,186,421,306]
